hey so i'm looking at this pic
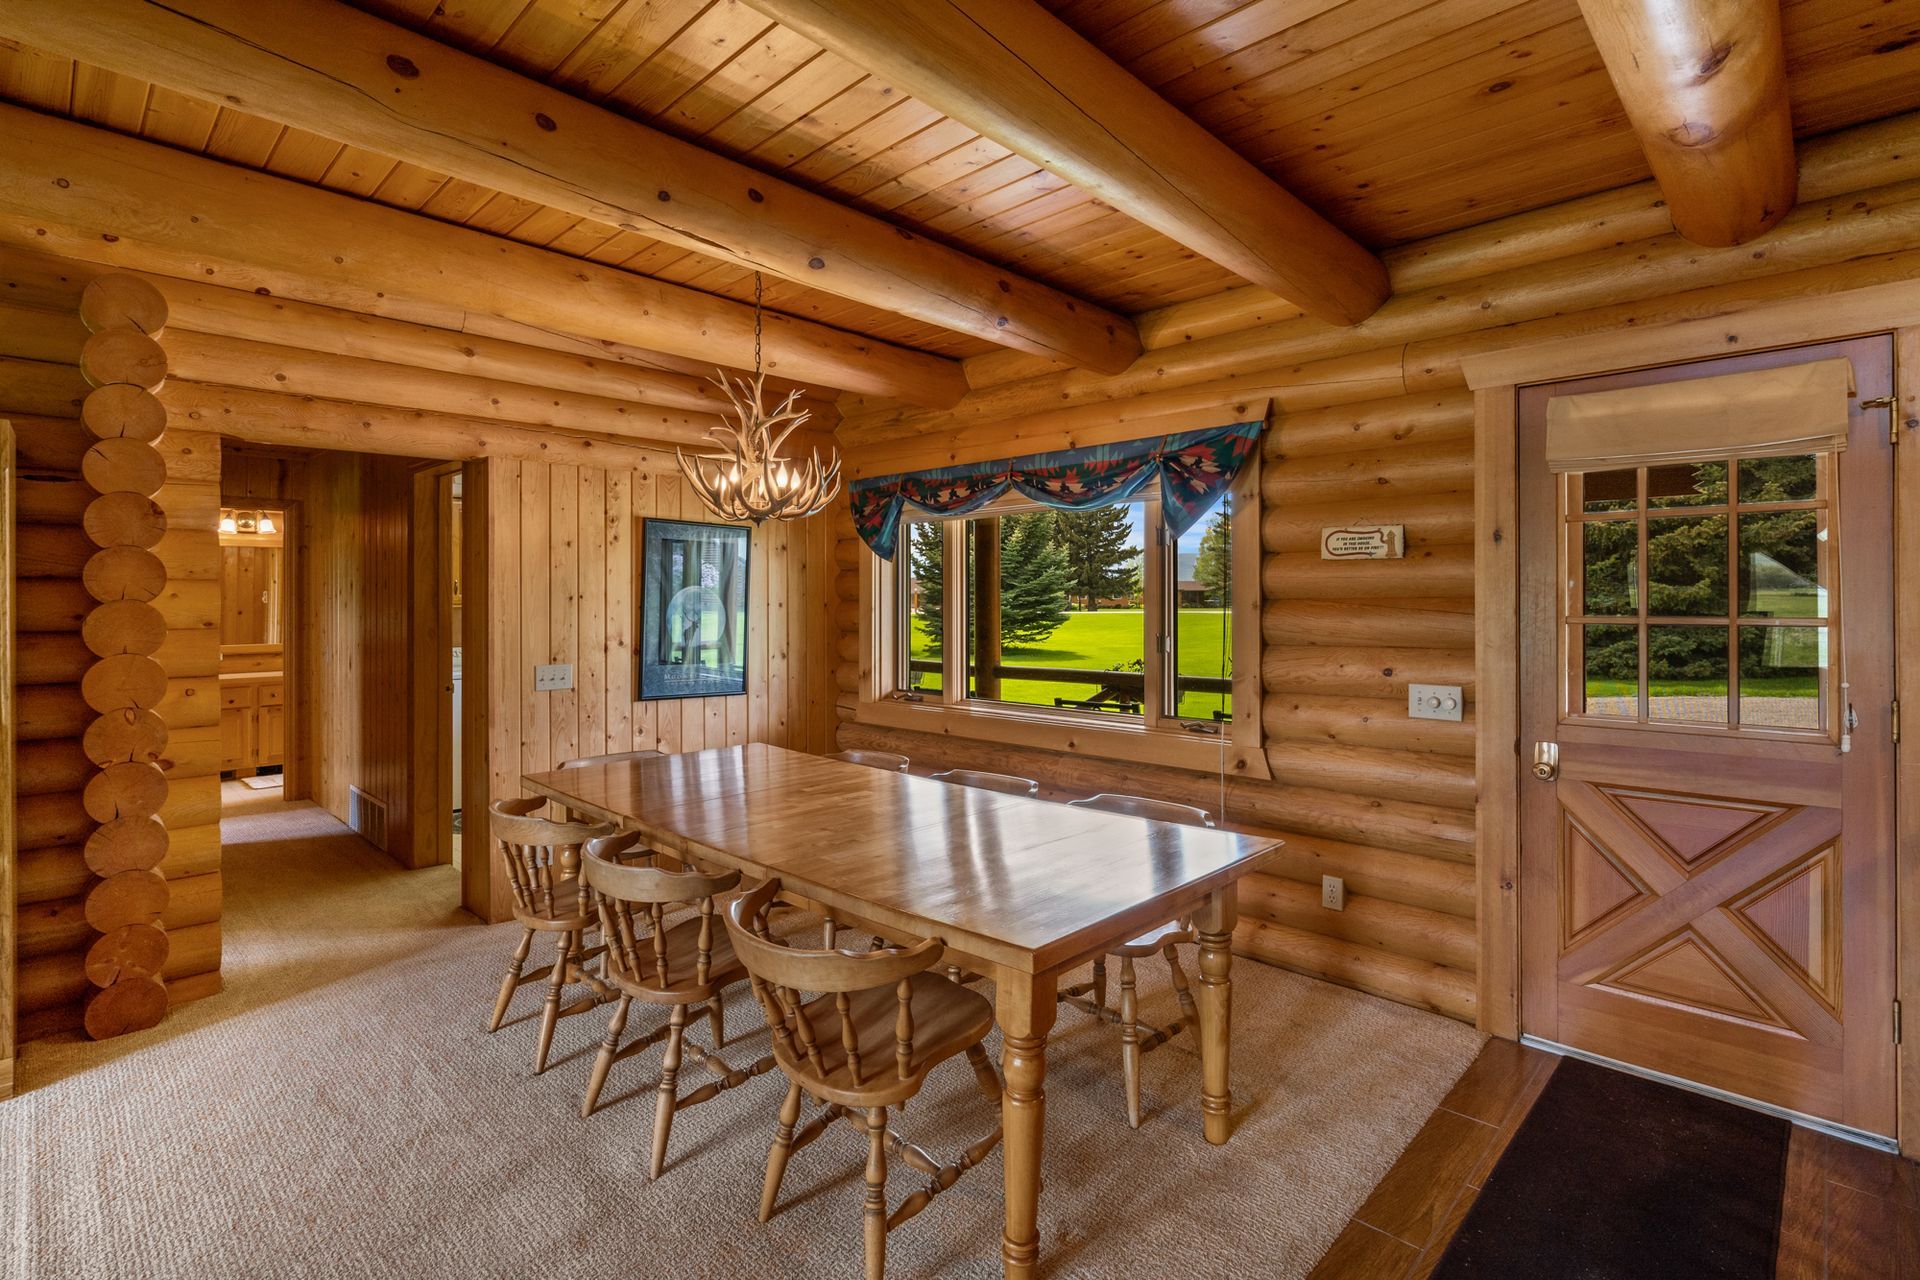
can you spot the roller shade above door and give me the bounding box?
[1544,357,1855,473]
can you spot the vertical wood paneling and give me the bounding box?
[467,455,836,920]
[1,418,15,1091]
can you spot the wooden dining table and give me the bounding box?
[522,743,1283,1278]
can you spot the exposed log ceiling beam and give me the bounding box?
[0,0,1142,374]
[0,103,967,407]
[742,0,1390,329]
[1576,0,1796,246]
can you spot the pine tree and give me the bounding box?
[909,520,945,652]
[997,513,1072,646]
[1052,506,1137,609]
[1193,507,1233,607]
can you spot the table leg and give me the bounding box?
[1195,886,1238,1145]
[997,969,1057,1279]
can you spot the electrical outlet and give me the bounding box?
[534,663,573,692]
[1321,875,1346,911]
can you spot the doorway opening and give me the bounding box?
[218,502,293,813]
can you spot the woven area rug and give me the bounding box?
[5,799,1484,1279]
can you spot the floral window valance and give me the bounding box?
[850,419,1263,560]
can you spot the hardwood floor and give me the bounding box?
[1308,1039,1920,1279]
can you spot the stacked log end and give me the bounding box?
[74,275,175,1039]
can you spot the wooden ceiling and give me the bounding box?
[1,0,1917,363]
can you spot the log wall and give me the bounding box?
[832,110,1920,1026]
[7,270,222,1043]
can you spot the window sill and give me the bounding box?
[855,695,1271,780]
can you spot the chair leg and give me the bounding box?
[488,927,535,1031]
[650,1004,689,1179]
[1090,956,1108,1013]
[534,931,574,1073]
[1120,955,1141,1129]
[964,1042,1003,1104]
[708,994,726,1048]
[581,994,631,1118]
[863,1106,889,1280]
[1165,945,1200,1027]
[760,1080,804,1222]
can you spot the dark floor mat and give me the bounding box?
[1431,1056,1789,1279]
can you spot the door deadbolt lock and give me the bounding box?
[1532,742,1560,781]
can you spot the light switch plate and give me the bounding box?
[1321,875,1346,911]
[1408,683,1464,722]
[535,663,573,692]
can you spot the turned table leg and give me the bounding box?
[997,969,1057,1279]
[1195,887,1238,1146]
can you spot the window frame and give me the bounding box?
[857,456,1268,779]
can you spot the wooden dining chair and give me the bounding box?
[725,879,1003,1280]
[486,801,620,1072]
[579,840,775,1175]
[558,749,665,769]
[928,767,1038,797]
[829,749,910,772]
[1061,792,1216,1127]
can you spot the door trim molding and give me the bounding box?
[1468,280,1919,1152]
[1521,1036,1899,1152]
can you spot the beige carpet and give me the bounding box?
[5,798,1484,1279]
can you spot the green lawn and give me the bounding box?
[1585,677,1816,698]
[911,609,1232,718]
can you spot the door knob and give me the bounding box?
[1532,741,1559,781]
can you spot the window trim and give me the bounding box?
[856,458,1268,779]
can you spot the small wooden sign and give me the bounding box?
[1320,524,1404,560]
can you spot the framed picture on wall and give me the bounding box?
[638,517,751,700]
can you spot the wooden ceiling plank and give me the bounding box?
[512,206,595,248]
[460,190,550,235]
[785,99,947,186]
[1155,0,1442,107]
[550,0,712,99]
[0,103,966,403]
[852,135,1019,215]
[1129,0,1353,89]
[699,48,866,153]
[1577,0,1796,246]
[542,219,627,258]
[69,64,149,134]
[1092,0,1263,65]
[0,36,73,112]
[820,117,983,201]
[745,0,1389,325]
[489,0,628,75]
[140,84,219,152]
[262,126,347,183]
[423,0,539,54]
[204,107,287,170]
[1201,2,1581,151]
[368,161,456,210]
[8,0,1139,371]
[416,177,500,223]
[744,72,910,171]
[319,146,404,199]
[659,23,822,139]
[605,3,776,119]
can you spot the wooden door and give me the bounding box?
[1519,337,1898,1136]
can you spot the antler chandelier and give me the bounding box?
[678,274,841,524]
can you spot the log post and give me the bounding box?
[74,274,175,1038]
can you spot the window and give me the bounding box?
[1566,453,1833,733]
[891,493,1236,728]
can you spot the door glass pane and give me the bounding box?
[1647,514,1728,615]
[1648,625,1729,724]
[904,521,943,695]
[1738,454,1818,504]
[1579,468,1637,513]
[1739,511,1824,618]
[1581,623,1639,717]
[1739,625,1827,730]
[1581,521,1638,615]
[1647,461,1726,508]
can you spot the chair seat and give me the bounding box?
[1109,920,1194,957]
[512,880,594,932]
[784,973,995,1106]
[606,914,749,1003]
